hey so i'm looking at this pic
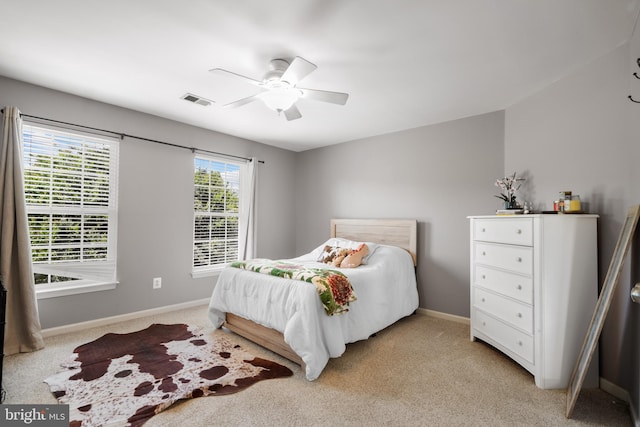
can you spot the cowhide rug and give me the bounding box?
[44,323,293,427]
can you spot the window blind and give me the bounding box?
[193,156,241,271]
[22,123,119,286]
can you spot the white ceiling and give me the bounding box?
[1,0,638,152]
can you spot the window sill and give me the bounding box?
[191,267,224,279]
[36,280,118,300]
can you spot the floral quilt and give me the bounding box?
[229,259,357,316]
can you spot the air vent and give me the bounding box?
[181,93,212,107]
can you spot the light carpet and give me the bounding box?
[3,305,632,426]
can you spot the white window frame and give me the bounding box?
[192,155,244,277]
[22,122,119,299]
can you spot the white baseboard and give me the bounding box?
[41,298,210,338]
[600,377,638,426]
[600,377,629,403]
[44,304,469,337]
[418,307,470,325]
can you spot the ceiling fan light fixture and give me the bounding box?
[209,56,348,120]
[258,88,301,112]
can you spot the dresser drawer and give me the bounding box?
[473,308,534,364]
[474,242,533,275]
[474,287,533,333]
[474,218,533,246]
[474,265,533,304]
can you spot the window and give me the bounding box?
[192,156,242,274]
[22,122,119,297]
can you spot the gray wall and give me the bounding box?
[294,111,505,315]
[504,41,639,408]
[0,76,297,329]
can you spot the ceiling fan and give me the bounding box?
[210,56,349,121]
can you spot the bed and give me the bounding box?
[207,218,419,380]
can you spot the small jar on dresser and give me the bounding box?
[468,214,599,389]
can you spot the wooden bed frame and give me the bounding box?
[223,218,418,367]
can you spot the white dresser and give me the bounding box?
[468,214,599,389]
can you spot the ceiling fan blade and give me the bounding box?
[283,104,302,121]
[223,94,261,108]
[299,88,349,105]
[209,68,263,87]
[281,57,317,86]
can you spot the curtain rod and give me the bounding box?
[1,109,263,164]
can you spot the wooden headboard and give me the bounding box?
[330,219,417,266]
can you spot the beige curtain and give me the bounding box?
[238,158,256,260]
[0,106,44,354]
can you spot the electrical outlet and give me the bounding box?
[153,277,162,289]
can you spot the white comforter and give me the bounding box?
[208,240,419,380]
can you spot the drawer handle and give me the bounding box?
[482,274,486,280]
[517,284,522,290]
[481,298,486,303]
[482,251,486,256]
[516,257,522,262]
[517,313,522,318]
[481,228,486,232]
[516,229,522,234]
[517,340,523,346]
